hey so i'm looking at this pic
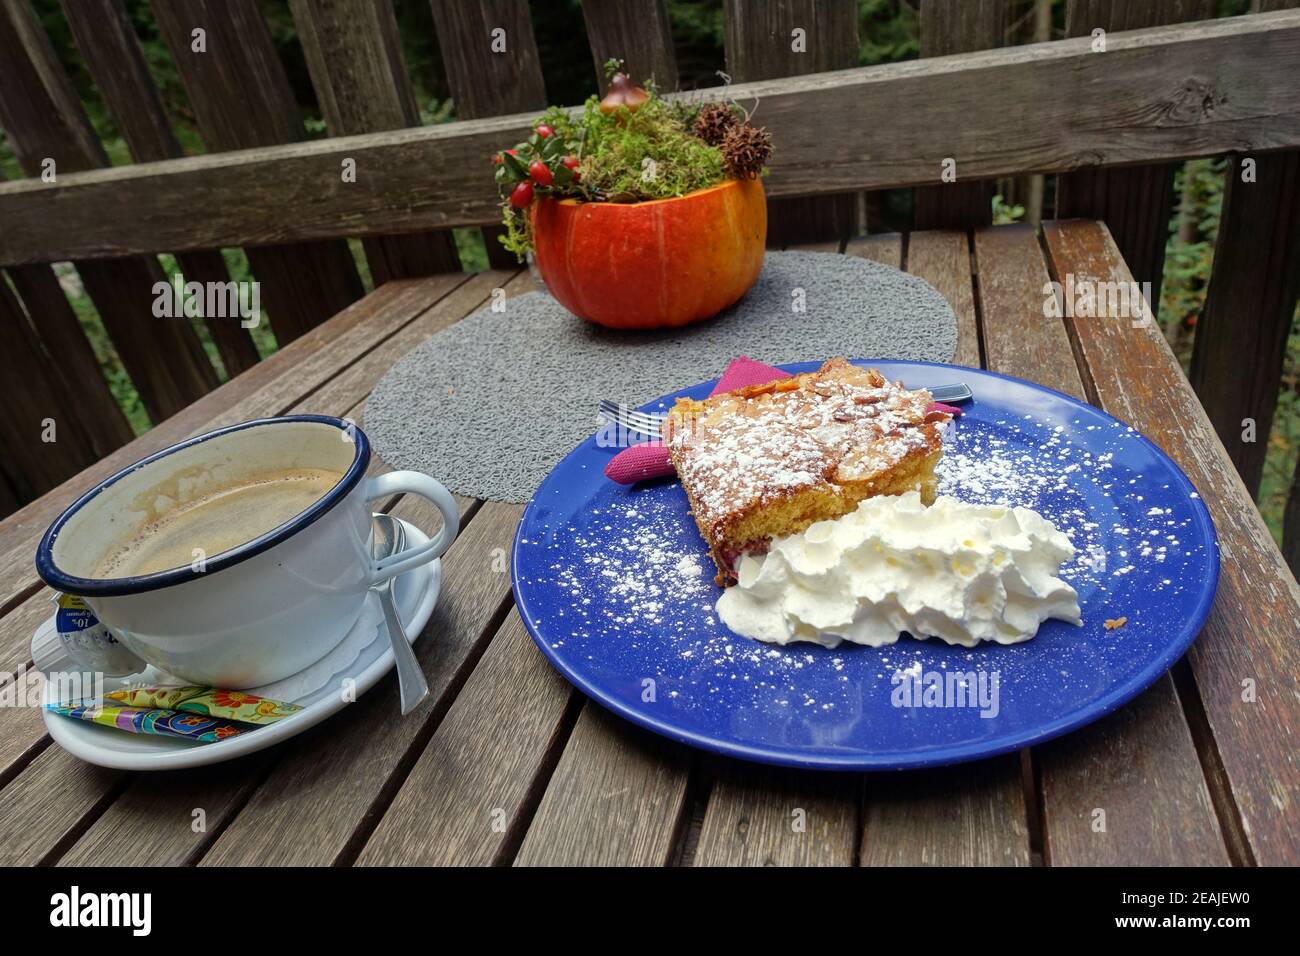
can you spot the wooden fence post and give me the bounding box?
[0,272,101,498]
[723,0,859,246]
[428,0,547,269]
[150,0,365,345]
[1194,0,1300,577]
[581,0,679,92]
[1190,154,1300,496]
[0,0,218,424]
[0,175,135,457]
[913,0,1005,230]
[1056,0,1215,303]
[60,0,262,378]
[291,0,463,282]
[998,0,1052,225]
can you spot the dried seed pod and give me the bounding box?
[693,103,740,146]
[721,123,773,180]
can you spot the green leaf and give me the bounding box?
[500,151,529,179]
[541,134,566,160]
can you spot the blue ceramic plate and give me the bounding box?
[512,361,1219,769]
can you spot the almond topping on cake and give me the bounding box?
[665,358,950,584]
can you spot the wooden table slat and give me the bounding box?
[844,233,902,270]
[1037,677,1229,866]
[694,764,861,866]
[973,223,1080,392]
[973,223,1228,866]
[0,746,123,866]
[1042,219,1300,866]
[357,609,577,866]
[58,755,274,867]
[861,755,1030,866]
[906,230,981,369]
[0,704,47,787]
[514,704,692,867]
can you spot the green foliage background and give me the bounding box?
[1,0,1296,542]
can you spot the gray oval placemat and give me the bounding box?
[365,250,957,502]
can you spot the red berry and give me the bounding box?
[494,148,519,166]
[562,154,579,170]
[509,181,534,208]
[528,160,553,187]
[536,124,554,138]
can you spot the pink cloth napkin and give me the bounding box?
[603,357,961,485]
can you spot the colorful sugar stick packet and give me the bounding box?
[103,686,302,725]
[46,703,247,744]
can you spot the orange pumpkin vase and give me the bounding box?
[530,177,767,330]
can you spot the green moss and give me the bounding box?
[498,91,726,260]
[578,96,724,202]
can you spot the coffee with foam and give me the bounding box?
[92,467,343,579]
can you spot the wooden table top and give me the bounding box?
[1,220,1296,867]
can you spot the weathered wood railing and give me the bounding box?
[0,0,1298,571]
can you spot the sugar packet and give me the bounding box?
[47,703,246,744]
[104,686,302,725]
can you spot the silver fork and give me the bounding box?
[599,383,973,440]
[598,400,669,440]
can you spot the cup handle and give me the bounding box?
[362,471,460,585]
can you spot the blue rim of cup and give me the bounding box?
[35,415,370,598]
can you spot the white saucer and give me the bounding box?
[36,517,441,771]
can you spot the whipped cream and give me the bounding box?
[716,492,1081,649]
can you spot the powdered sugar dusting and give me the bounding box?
[669,360,942,541]
[936,414,1200,601]
[513,377,1217,754]
[539,505,711,642]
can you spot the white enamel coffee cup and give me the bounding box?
[35,415,458,688]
